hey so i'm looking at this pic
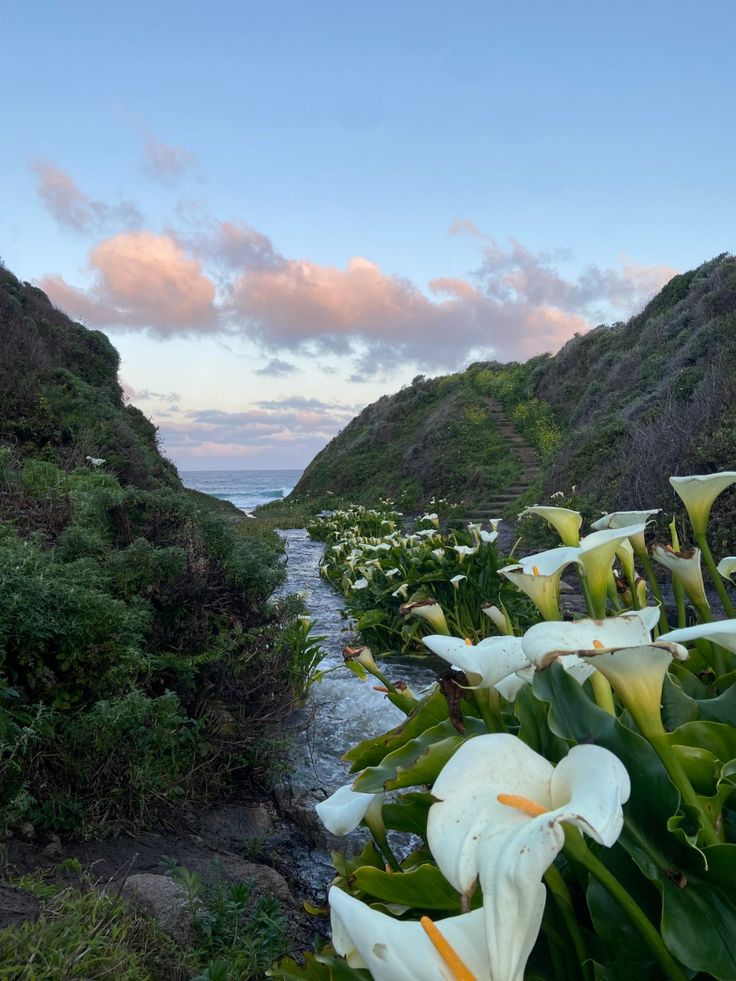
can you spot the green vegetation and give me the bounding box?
[291,371,523,509]
[291,254,736,547]
[0,863,298,980]
[0,267,316,839]
[309,506,534,654]
[0,872,180,980]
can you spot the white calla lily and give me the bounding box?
[453,545,478,562]
[578,524,647,616]
[428,735,630,981]
[651,544,709,615]
[521,505,583,546]
[400,598,450,635]
[499,546,580,621]
[450,574,467,590]
[482,604,511,635]
[479,529,499,544]
[716,556,736,583]
[392,582,409,600]
[432,547,446,560]
[351,577,369,590]
[670,472,736,535]
[315,784,384,836]
[384,567,401,578]
[329,886,491,980]
[522,612,687,727]
[659,619,736,655]
[590,510,659,553]
[422,634,531,689]
[614,538,636,584]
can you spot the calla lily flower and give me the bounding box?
[522,611,687,727]
[651,544,710,615]
[479,529,498,544]
[670,472,736,535]
[660,619,736,655]
[351,577,369,590]
[392,583,409,600]
[614,538,636,584]
[329,886,491,980]
[400,599,450,635]
[453,545,478,563]
[482,604,511,635]
[315,784,384,836]
[343,645,379,672]
[499,546,580,621]
[578,524,647,616]
[384,567,401,578]
[494,666,535,700]
[521,505,583,546]
[467,521,483,537]
[427,735,630,981]
[488,518,502,532]
[590,510,659,553]
[450,574,467,590]
[420,512,440,527]
[422,634,531,689]
[432,547,446,560]
[716,557,736,583]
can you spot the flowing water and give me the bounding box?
[275,529,438,894]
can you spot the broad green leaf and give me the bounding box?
[343,689,449,770]
[662,674,736,729]
[349,863,464,911]
[381,792,433,835]
[659,842,736,979]
[352,717,486,792]
[514,684,568,763]
[267,951,371,980]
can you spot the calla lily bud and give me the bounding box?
[343,645,378,672]
[670,472,736,535]
[615,538,636,584]
[400,598,450,635]
[521,505,583,546]
[482,604,510,635]
[651,544,710,616]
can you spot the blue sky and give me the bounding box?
[2,0,735,468]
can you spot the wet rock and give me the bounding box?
[43,834,62,858]
[16,822,35,841]
[121,873,194,946]
[0,885,40,929]
[199,803,273,850]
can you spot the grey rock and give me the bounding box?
[200,803,273,850]
[121,873,194,946]
[216,856,292,903]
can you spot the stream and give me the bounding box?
[275,529,438,894]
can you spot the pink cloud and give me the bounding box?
[42,231,218,334]
[141,133,194,184]
[33,160,141,233]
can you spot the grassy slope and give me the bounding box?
[289,254,736,534]
[290,371,521,506]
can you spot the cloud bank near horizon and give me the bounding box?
[37,164,676,377]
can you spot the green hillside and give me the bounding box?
[0,264,306,839]
[287,253,736,533]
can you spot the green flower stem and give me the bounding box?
[695,532,736,617]
[543,863,593,981]
[473,687,506,733]
[625,569,641,610]
[563,829,688,981]
[365,820,402,873]
[671,578,687,629]
[589,671,616,715]
[636,549,670,632]
[577,571,599,619]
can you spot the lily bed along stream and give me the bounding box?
[273,473,736,981]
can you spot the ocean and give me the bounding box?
[181,469,303,513]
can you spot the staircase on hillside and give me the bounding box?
[462,398,541,536]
